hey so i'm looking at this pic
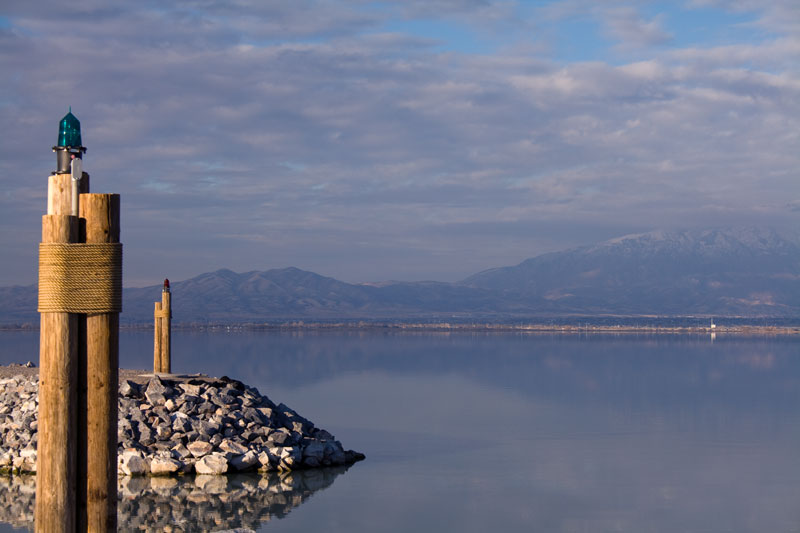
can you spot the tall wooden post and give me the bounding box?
[38,110,121,532]
[154,280,171,373]
[36,211,79,533]
[80,193,120,532]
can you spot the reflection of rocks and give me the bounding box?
[0,373,364,476]
[118,468,348,532]
[0,474,35,530]
[0,467,349,532]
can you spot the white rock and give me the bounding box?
[0,451,14,467]
[268,446,284,458]
[171,443,192,460]
[218,439,248,455]
[187,440,214,458]
[230,450,258,471]
[195,453,228,475]
[120,454,148,476]
[18,448,36,470]
[257,450,277,471]
[179,383,202,396]
[150,456,182,475]
[279,447,301,470]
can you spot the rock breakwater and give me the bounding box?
[0,373,364,476]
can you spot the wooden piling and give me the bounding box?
[47,173,89,216]
[36,208,79,532]
[80,193,120,532]
[153,282,171,374]
[153,302,163,372]
[161,288,171,374]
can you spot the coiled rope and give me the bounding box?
[38,243,123,313]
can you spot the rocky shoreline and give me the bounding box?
[0,371,364,476]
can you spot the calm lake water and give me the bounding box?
[1,330,800,532]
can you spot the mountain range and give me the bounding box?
[3,227,800,325]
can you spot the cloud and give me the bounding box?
[666,37,800,72]
[601,7,673,49]
[688,0,800,36]
[0,1,798,286]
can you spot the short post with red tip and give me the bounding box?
[153,279,172,373]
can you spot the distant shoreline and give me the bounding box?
[178,323,800,335]
[5,322,800,335]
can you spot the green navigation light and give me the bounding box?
[57,107,82,148]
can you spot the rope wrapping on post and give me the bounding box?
[38,243,123,313]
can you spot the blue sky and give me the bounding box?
[373,2,767,61]
[0,0,798,286]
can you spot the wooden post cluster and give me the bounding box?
[153,281,172,374]
[36,173,120,532]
